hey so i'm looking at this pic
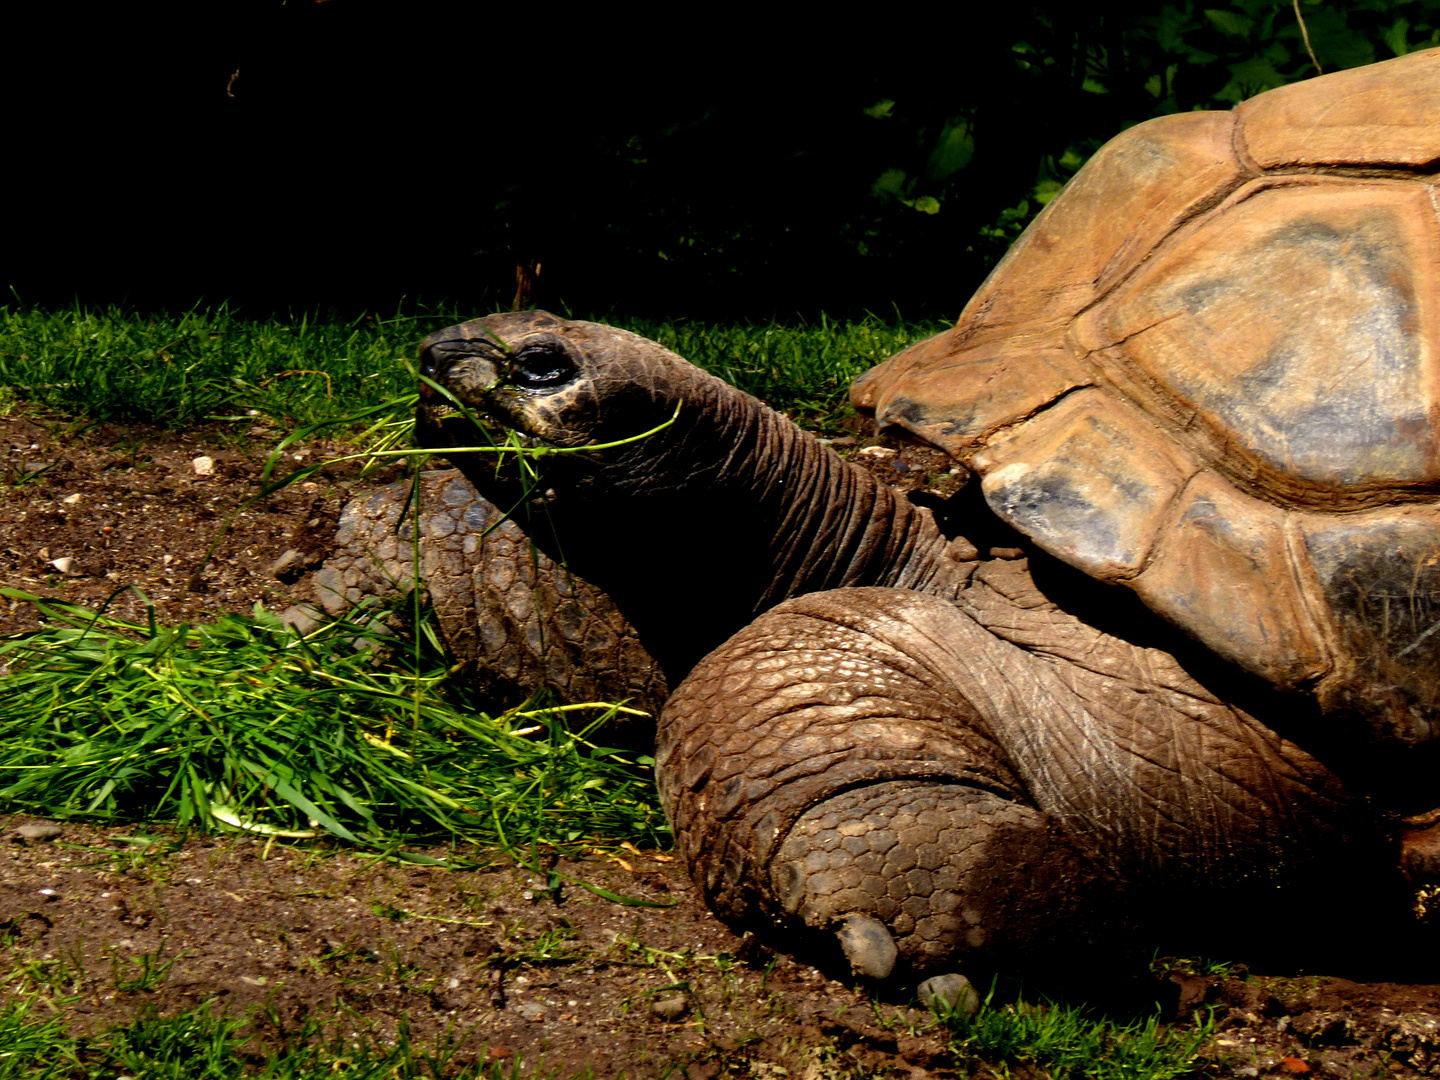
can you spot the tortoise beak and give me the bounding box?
[416,336,503,450]
[419,337,501,397]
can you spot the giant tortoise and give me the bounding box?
[321,51,1440,981]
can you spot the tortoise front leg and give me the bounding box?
[656,586,1100,979]
[305,471,668,724]
[659,583,1399,980]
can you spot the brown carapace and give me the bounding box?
[854,50,1440,750]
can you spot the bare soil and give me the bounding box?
[6,413,1440,1077]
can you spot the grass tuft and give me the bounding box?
[0,302,944,434]
[611,313,945,433]
[939,992,1213,1080]
[0,1001,569,1079]
[0,303,445,431]
[0,590,666,856]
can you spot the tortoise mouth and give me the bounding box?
[416,357,559,456]
[417,333,511,444]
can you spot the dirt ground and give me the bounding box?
[8,412,1440,1077]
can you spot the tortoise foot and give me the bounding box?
[769,780,1090,976]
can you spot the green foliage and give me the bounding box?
[0,303,454,429]
[0,1002,554,1079]
[0,591,666,855]
[0,304,944,434]
[0,1004,66,1080]
[942,995,1214,1080]
[867,2,1440,261]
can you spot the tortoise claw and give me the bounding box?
[836,913,899,980]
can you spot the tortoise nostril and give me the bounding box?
[420,339,483,383]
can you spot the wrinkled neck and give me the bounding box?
[699,384,973,609]
[456,372,975,681]
[598,371,974,613]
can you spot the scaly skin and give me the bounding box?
[405,311,1407,979]
[664,581,1388,975]
[309,468,667,724]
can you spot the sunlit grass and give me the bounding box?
[0,590,666,859]
[0,302,944,435]
[0,1002,570,1080]
[938,989,1214,1080]
[0,987,1215,1080]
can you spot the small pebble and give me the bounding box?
[917,973,981,1017]
[269,549,307,580]
[16,823,63,841]
[48,557,76,575]
[61,492,82,505]
[652,995,688,1021]
[515,1001,546,1021]
[191,455,215,476]
[891,459,911,473]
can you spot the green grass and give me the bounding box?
[0,590,666,859]
[0,990,1214,1080]
[938,993,1213,1080]
[0,304,1218,1078]
[0,303,951,859]
[612,313,945,433]
[0,302,945,435]
[0,1002,566,1079]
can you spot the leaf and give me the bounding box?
[1216,56,1286,104]
[1299,7,1375,70]
[1034,179,1066,207]
[925,120,974,181]
[1205,8,1254,37]
[861,99,895,119]
[911,196,941,215]
[871,169,907,199]
[1385,17,1411,57]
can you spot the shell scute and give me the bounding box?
[855,338,1087,456]
[1131,473,1330,690]
[1300,510,1440,744]
[1235,48,1440,169]
[1085,178,1440,497]
[973,389,1196,580]
[954,111,1243,351]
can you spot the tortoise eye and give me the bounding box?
[510,345,577,390]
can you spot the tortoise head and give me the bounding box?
[417,310,696,455]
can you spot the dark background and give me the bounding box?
[3,2,1433,321]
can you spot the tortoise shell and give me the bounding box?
[852,50,1440,746]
